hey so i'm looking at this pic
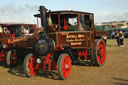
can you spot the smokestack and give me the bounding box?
[39,6,48,33]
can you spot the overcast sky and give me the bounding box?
[0,0,128,24]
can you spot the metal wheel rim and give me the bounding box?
[97,41,106,65]
[62,56,71,78]
[27,56,37,76]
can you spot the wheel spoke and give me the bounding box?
[62,55,71,79]
[97,41,106,65]
[27,56,37,76]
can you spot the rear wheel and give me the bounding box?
[91,39,106,66]
[57,53,72,80]
[6,50,18,67]
[23,54,38,77]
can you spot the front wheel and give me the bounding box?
[57,53,72,80]
[23,53,38,77]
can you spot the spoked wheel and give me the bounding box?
[92,39,106,66]
[57,53,72,80]
[6,50,18,67]
[23,53,38,77]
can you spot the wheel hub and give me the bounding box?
[12,56,15,59]
[36,58,41,64]
[65,64,69,69]
[40,44,44,48]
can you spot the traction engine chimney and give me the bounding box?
[39,6,48,34]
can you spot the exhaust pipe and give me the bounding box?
[39,6,48,33]
[35,6,55,56]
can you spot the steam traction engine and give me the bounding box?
[0,24,37,66]
[23,6,108,79]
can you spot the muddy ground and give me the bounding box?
[0,39,128,85]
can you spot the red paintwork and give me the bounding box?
[27,55,37,76]
[62,55,72,79]
[0,23,38,48]
[0,50,7,61]
[0,51,5,61]
[42,54,52,71]
[0,59,4,61]
[97,41,106,65]
[78,49,90,59]
[64,16,68,30]
[11,52,17,65]
[34,46,65,71]
[0,23,38,62]
[26,46,65,75]
[54,45,64,52]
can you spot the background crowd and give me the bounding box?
[115,30,125,47]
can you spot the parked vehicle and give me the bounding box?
[0,23,37,66]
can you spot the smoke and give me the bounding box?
[0,4,127,24]
[0,4,39,24]
[24,4,38,12]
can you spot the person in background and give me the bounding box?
[102,35,107,45]
[0,26,3,33]
[115,30,120,46]
[119,31,124,47]
[111,31,115,39]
